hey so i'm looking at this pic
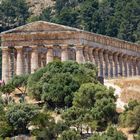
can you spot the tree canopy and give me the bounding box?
[0,0,29,32]
[88,126,127,140]
[27,61,97,108]
[119,100,140,132]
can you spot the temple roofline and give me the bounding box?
[0,21,140,47]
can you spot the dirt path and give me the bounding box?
[104,80,127,111]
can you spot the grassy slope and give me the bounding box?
[113,77,140,103]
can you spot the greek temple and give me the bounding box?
[0,21,140,83]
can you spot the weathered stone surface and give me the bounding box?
[0,21,140,82]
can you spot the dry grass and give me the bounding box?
[114,77,140,103]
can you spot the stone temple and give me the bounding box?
[0,21,140,83]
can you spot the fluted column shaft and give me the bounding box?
[89,48,96,64]
[123,57,128,77]
[2,47,9,83]
[31,47,38,73]
[46,47,53,64]
[128,58,132,76]
[118,55,123,77]
[136,59,140,75]
[104,52,109,78]
[108,53,113,77]
[126,58,130,76]
[113,54,119,77]
[61,45,69,62]
[93,49,99,75]
[24,50,31,74]
[84,47,90,62]
[132,58,136,76]
[8,51,12,78]
[98,50,104,77]
[16,47,24,75]
[76,46,84,63]
[93,49,99,66]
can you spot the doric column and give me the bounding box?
[15,46,24,75]
[24,52,27,74]
[136,58,140,75]
[89,48,95,64]
[31,46,39,73]
[132,58,137,76]
[76,45,84,63]
[118,54,123,77]
[46,46,53,64]
[2,47,9,83]
[84,46,90,62]
[104,51,109,78]
[38,53,42,67]
[122,56,128,77]
[126,57,130,77]
[61,45,69,62]
[98,49,104,77]
[24,51,30,74]
[108,52,113,78]
[93,49,99,66]
[128,57,132,76]
[93,49,99,75]
[8,49,12,78]
[41,54,46,67]
[113,53,119,77]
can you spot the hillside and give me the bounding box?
[105,77,140,109]
[26,0,55,16]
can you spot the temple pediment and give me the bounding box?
[1,21,80,34]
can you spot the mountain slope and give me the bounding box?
[26,0,54,16]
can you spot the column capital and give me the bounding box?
[45,45,53,49]
[136,57,140,61]
[98,49,104,54]
[1,46,9,51]
[61,44,68,50]
[132,56,137,61]
[76,45,84,50]
[118,53,124,58]
[14,46,23,49]
[14,46,23,50]
[123,55,128,60]
[89,47,94,51]
[113,52,120,56]
[84,46,90,54]
[127,56,133,61]
[31,45,38,49]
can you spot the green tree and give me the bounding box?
[88,126,127,140]
[119,101,140,132]
[31,112,57,140]
[0,0,29,31]
[0,82,15,104]
[62,82,117,131]
[62,106,85,131]
[6,103,38,134]
[0,104,13,138]
[27,61,97,106]
[134,128,140,140]
[10,75,29,94]
[57,129,81,140]
[42,73,79,108]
